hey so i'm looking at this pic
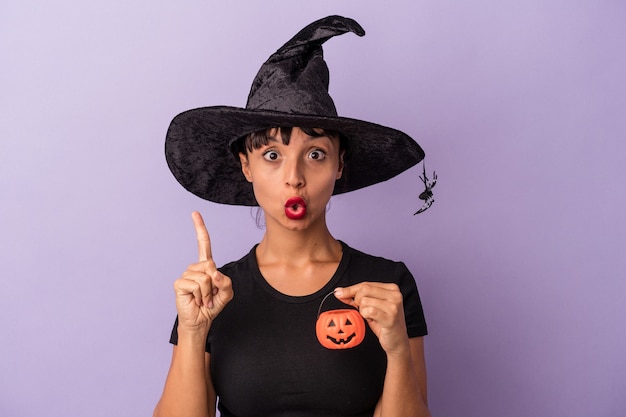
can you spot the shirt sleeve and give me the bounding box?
[168,316,212,353]
[395,261,428,338]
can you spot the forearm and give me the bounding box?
[376,346,431,417]
[154,329,212,417]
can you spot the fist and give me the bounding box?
[173,212,234,332]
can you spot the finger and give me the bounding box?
[187,259,218,273]
[174,277,205,308]
[211,271,234,301]
[333,288,358,308]
[358,296,400,323]
[181,270,214,308]
[334,283,400,307]
[334,282,384,300]
[192,211,212,262]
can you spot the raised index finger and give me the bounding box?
[192,211,212,262]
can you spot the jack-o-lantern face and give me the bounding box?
[316,309,365,349]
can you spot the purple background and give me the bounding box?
[1,1,625,416]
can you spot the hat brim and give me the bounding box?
[165,106,425,206]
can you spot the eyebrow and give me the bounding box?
[267,134,332,143]
[305,134,331,141]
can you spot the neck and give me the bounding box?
[257,220,341,264]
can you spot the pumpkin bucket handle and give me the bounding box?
[316,291,338,318]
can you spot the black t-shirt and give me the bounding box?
[170,241,427,417]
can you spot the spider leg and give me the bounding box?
[414,196,434,215]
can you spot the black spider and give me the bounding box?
[414,164,436,215]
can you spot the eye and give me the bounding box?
[308,149,327,160]
[263,150,279,161]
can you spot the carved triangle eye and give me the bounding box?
[328,319,336,327]
[345,318,352,326]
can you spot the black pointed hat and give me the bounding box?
[165,15,425,206]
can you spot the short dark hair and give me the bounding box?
[231,127,351,159]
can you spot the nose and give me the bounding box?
[285,158,305,189]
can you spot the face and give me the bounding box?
[239,127,344,230]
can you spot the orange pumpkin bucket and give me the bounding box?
[316,292,366,349]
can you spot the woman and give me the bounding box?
[155,16,432,417]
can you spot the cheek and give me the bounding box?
[309,166,341,195]
[250,179,275,206]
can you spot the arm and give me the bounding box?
[154,212,232,417]
[154,343,216,417]
[335,284,431,417]
[374,337,430,417]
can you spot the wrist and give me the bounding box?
[176,323,210,344]
[385,339,412,361]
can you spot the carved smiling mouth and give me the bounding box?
[326,333,357,345]
[284,197,307,220]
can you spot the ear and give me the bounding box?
[336,150,345,180]
[239,153,252,182]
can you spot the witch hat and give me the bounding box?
[165,15,425,206]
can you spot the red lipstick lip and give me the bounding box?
[285,197,307,220]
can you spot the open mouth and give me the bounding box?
[284,197,307,220]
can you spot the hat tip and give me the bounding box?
[325,15,365,37]
[276,15,366,57]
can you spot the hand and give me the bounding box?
[173,211,234,333]
[334,283,410,356]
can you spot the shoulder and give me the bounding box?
[341,242,409,274]
[340,242,414,285]
[218,245,257,276]
[341,242,428,337]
